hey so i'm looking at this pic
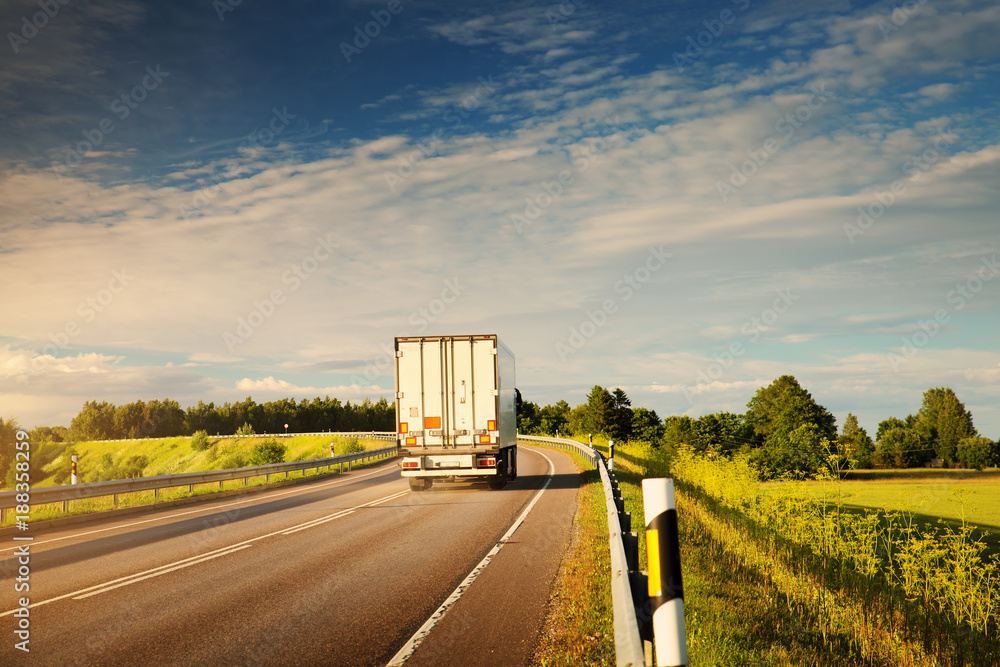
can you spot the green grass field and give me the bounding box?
[777,469,1000,561]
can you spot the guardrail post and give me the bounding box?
[113,494,119,509]
[642,479,688,667]
[63,500,68,513]
[154,488,159,500]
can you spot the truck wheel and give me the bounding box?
[509,449,518,481]
[488,452,507,490]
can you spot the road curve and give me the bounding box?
[1,445,580,666]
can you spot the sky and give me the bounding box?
[1,0,999,437]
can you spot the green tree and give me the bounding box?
[538,400,570,436]
[609,388,633,442]
[752,423,831,479]
[874,427,923,468]
[662,415,697,451]
[744,376,836,476]
[876,417,908,443]
[584,385,614,436]
[955,436,997,470]
[912,388,976,462]
[71,400,117,441]
[694,412,751,456]
[839,413,874,466]
[566,403,588,436]
[745,376,837,444]
[141,398,185,437]
[0,417,20,488]
[631,407,663,445]
[114,401,146,439]
[517,399,540,434]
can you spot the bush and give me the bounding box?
[218,452,246,470]
[235,422,255,436]
[191,430,210,451]
[248,439,286,466]
[334,437,365,456]
[96,454,149,481]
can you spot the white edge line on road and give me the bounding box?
[0,487,409,617]
[0,462,397,554]
[386,446,556,667]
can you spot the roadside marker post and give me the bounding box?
[71,454,78,485]
[642,478,688,667]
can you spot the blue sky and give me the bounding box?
[2,0,999,438]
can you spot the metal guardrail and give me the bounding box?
[518,434,646,667]
[85,431,397,444]
[0,444,399,519]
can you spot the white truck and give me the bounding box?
[395,334,517,491]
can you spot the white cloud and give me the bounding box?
[3,0,999,440]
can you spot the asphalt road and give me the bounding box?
[0,445,580,666]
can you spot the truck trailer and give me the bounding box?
[395,334,517,491]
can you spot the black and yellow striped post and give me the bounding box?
[642,478,688,666]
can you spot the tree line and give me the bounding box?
[518,376,1000,478]
[69,395,395,440]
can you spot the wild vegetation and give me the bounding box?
[519,378,999,664]
[0,395,392,488]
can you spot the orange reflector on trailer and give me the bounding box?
[478,434,491,444]
[399,422,408,433]
[487,419,496,431]
[425,416,441,428]
[405,437,417,445]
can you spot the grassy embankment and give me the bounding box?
[529,444,614,667]
[620,441,999,666]
[534,435,999,666]
[6,434,390,527]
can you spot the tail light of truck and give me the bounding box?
[477,457,496,467]
[402,461,420,469]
